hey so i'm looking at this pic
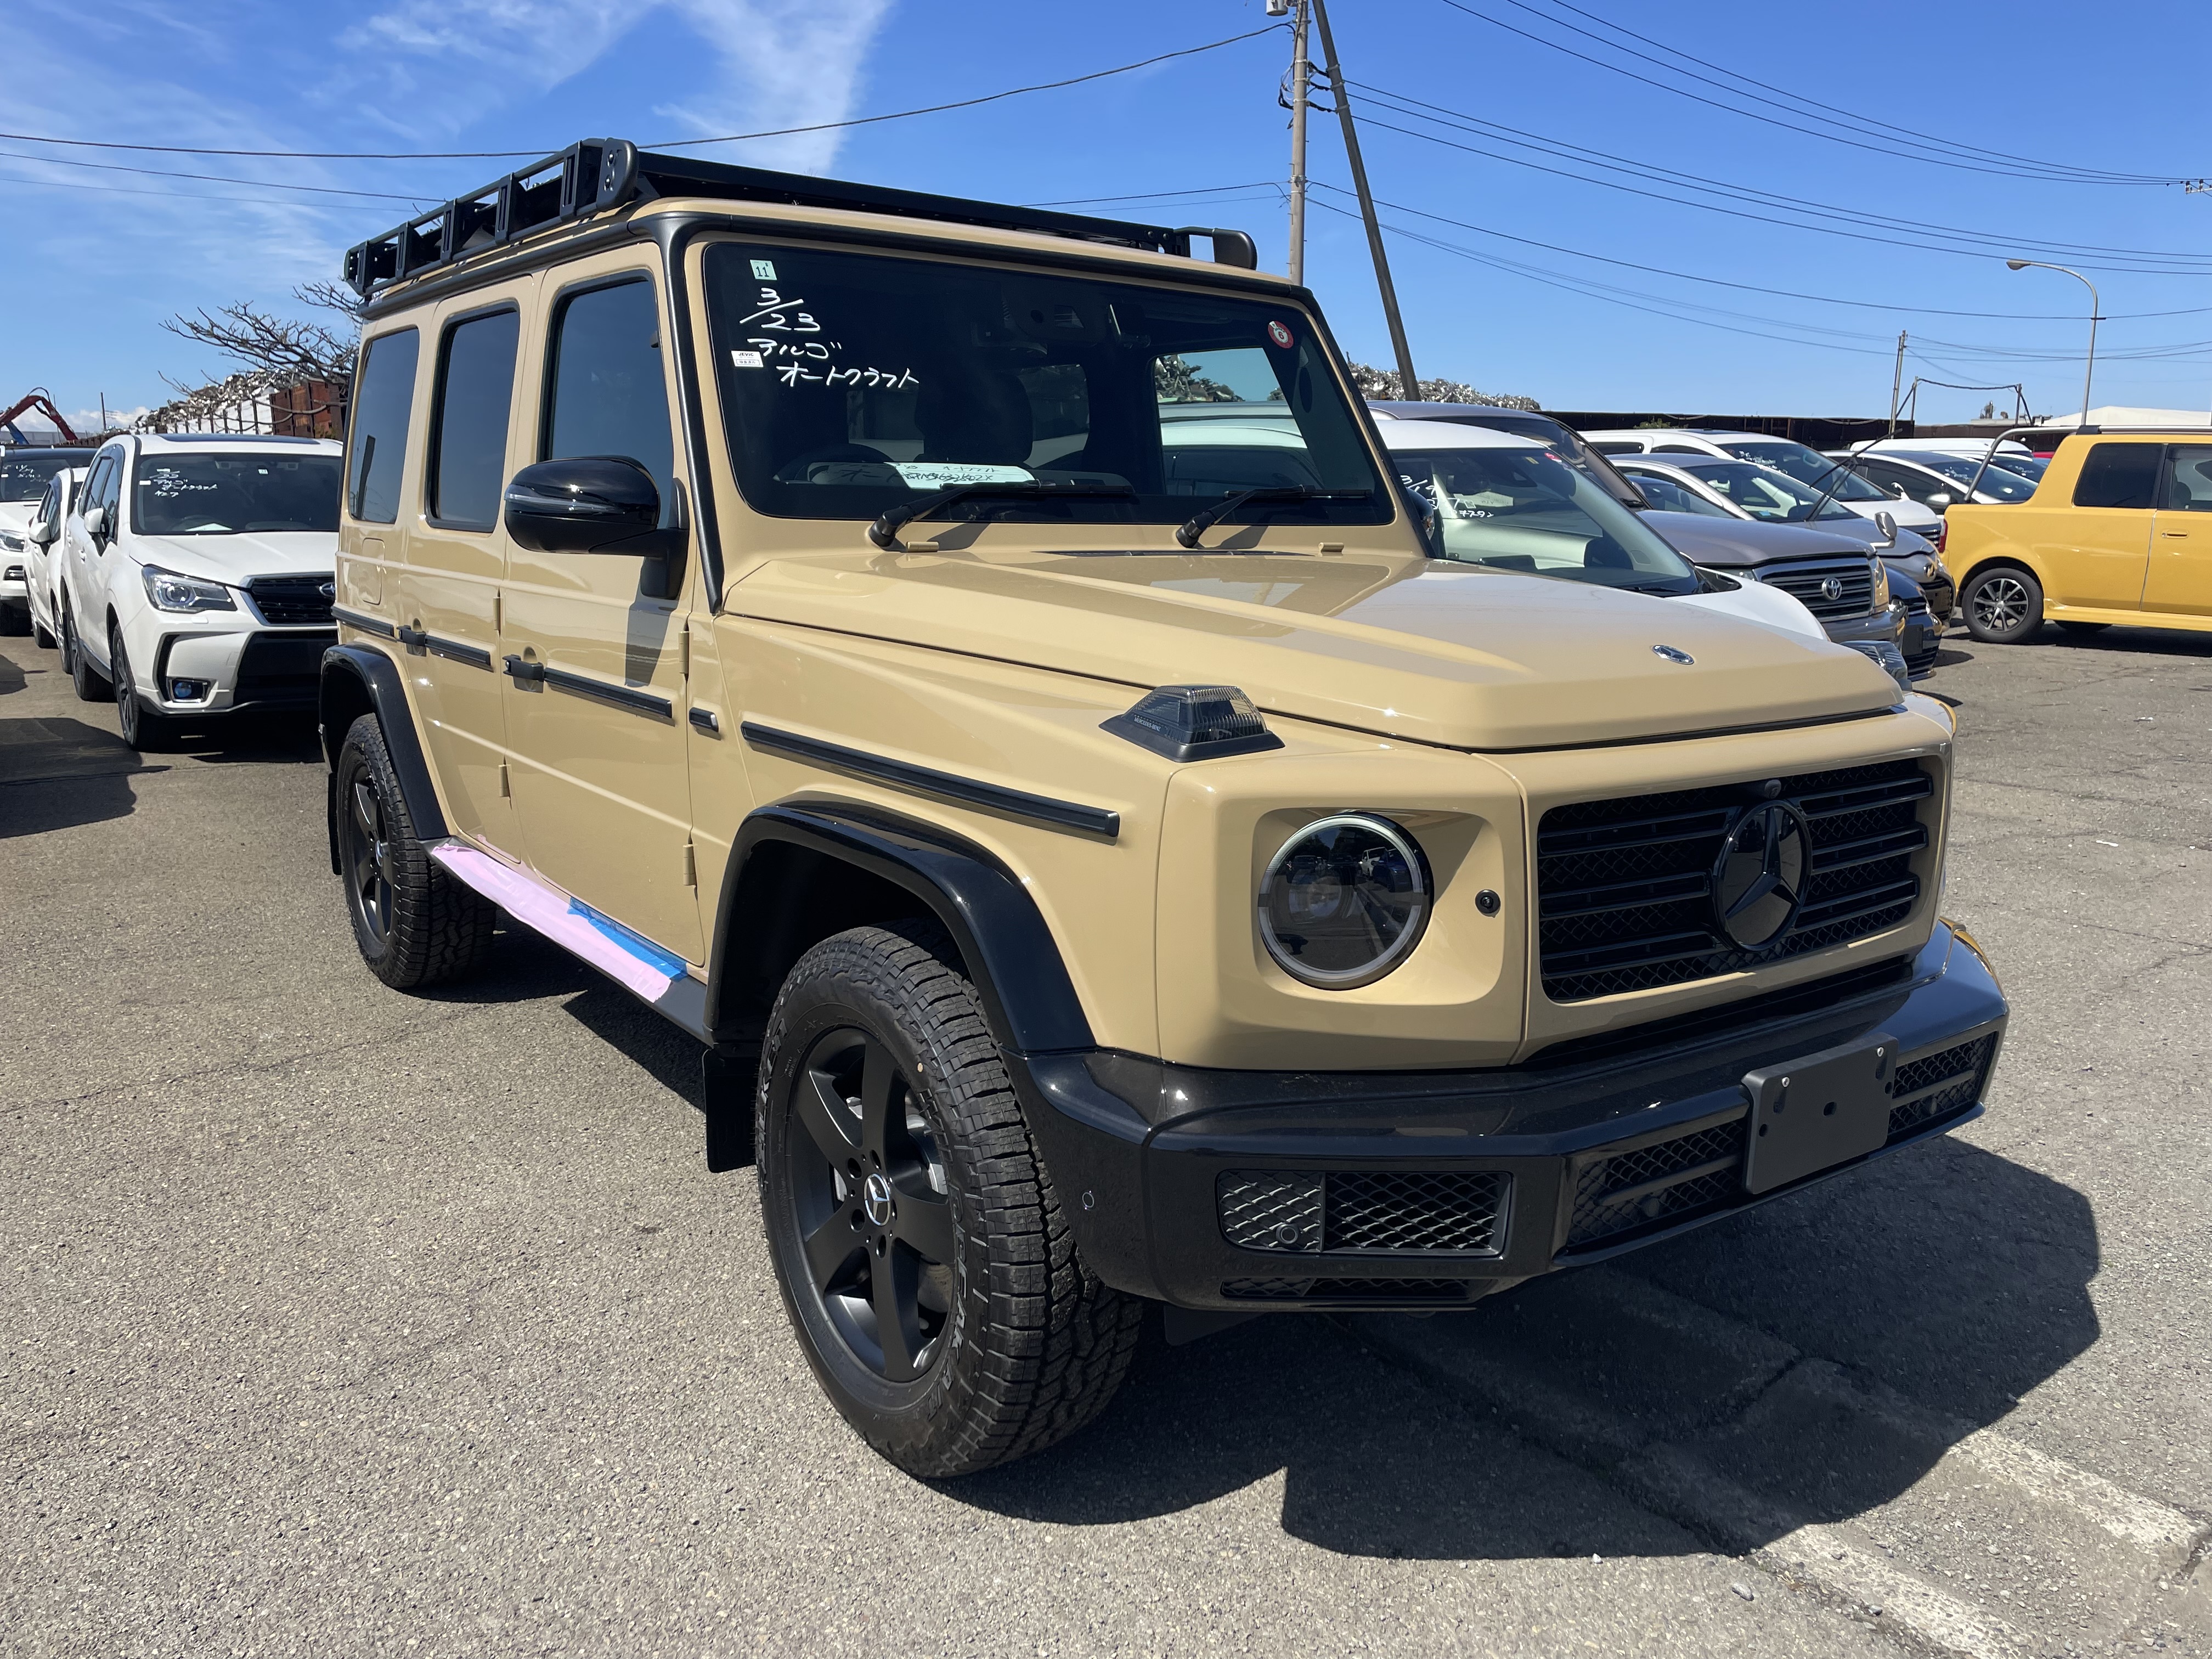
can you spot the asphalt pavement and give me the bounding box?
[3,623,2207,1658]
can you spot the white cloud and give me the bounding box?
[337,0,895,173]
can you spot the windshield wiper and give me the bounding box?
[1175,485,1372,549]
[867,481,1136,549]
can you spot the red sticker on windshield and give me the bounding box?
[1267,320,1294,348]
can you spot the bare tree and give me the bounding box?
[160,299,356,385]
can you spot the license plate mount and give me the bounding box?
[1741,1032,1898,1195]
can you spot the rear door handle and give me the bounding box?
[503,654,545,683]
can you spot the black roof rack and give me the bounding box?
[343,138,1259,300]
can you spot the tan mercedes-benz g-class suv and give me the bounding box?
[320,139,2006,1477]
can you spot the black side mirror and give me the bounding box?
[504,456,685,599]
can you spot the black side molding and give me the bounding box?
[706,802,1094,1055]
[740,721,1118,840]
[320,644,448,862]
[331,605,397,639]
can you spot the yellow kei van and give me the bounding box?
[1948,430,2212,642]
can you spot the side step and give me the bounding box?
[430,840,709,1042]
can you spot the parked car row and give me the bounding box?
[7,433,343,747]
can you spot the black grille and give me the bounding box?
[1887,1032,1997,1139]
[1221,1277,1476,1303]
[1565,1119,1747,1249]
[246,575,335,626]
[1216,1170,1509,1255]
[1537,759,1934,1002]
[234,630,335,706]
[1760,558,1876,620]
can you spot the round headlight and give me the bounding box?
[1257,814,1431,988]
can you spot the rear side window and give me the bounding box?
[2164,445,2212,512]
[543,278,674,524]
[349,329,420,523]
[428,308,520,530]
[2072,443,2161,510]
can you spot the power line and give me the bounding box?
[1306,181,2212,322]
[1351,81,2212,269]
[1432,0,2183,187]
[0,27,1283,163]
[0,148,432,202]
[1026,182,1285,208]
[1480,0,2172,187]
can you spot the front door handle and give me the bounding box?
[2161,531,2189,539]
[503,654,545,683]
[396,623,428,648]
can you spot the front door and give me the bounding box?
[2038,441,2159,611]
[67,452,121,662]
[2145,443,2212,618]
[499,258,700,961]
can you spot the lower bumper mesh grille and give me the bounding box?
[1217,1170,1509,1255]
[1887,1031,1997,1138]
[1221,1277,1477,1303]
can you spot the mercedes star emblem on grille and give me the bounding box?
[1651,644,1695,665]
[1821,575,1844,601]
[1711,800,1809,950]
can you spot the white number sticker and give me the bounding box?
[751,259,777,280]
[731,349,765,369]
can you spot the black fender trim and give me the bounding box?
[320,644,447,873]
[707,802,1094,1055]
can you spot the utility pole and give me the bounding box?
[1284,0,1312,287]
[1310,0,1419,398]
[1888,332,1906,437]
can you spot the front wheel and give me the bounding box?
[111,627,176,752]
[334,713,496,989]
[64,609,109,701]
[1961,566,2045,644]
[757,921,1141,1477]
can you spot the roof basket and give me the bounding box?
[343,137,1258,301]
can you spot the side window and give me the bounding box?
[428,308,520,530]
[543,277,674,523]
[2161,445,2212,512]
[2072,443,2161,510]
[348,328,420,523]
[85,454,119,516]
[1654,443,1705,454]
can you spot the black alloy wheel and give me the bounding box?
[1960,565,2045,645]
[332,713,495,989]
[786,1025,958,1384]
[64,608,108,701]
[758,922,1142,1476]
[110,627,174,751]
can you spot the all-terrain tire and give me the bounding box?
[1960,565,2045,644]
[334,712,496,989]
[757,921,1143,1477]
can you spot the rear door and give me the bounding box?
[2040,441,2159,611]
[2145,443,2212,617]
[499,255,700,959]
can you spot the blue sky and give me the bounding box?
[5,0,2210,433]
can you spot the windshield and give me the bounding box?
[1628,470,1734,517]
[130,454,342,534]
[1,452,72,503]
[1898,450,2038,501]
[1723,438,1888,501]
[1675,460,1863,524]
[703,243,1387,532]
[1392,444,1697,594]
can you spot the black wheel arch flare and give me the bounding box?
[319,644,447,874]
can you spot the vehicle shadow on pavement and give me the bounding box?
[0,715,154,838]
[146,713,324,764]
[942,1137,2097,1562]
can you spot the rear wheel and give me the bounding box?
[64,609,108,701]
[334,713,496,989]
[33,612,57,650]
[111,627,177,752]
[757,921,1141,1476]
[1961,566,2044,644]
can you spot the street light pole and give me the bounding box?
[1310,0,1420,398]
[2006,258,2100,431]
[1283,0,1312,287]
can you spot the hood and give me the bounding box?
[1641,512,1875,571]
[0,503,38,537]
[128,530,336,585]
[730,548,1898,751]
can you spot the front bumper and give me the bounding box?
[1011,921,2005,1311]
[1820,603,1906,652]
[143,625,336,715]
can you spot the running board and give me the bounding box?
[428,841,709,1042]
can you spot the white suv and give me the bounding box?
[56,433,343,748]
